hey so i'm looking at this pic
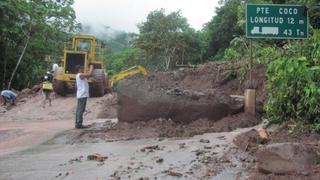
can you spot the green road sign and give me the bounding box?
[246,4,308,39]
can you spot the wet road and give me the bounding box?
[0,126,253,180]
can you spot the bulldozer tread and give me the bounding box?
[89,69,106,97]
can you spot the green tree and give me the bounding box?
[105,48,146,75]
[0,0,78,90]
[169,29,204,66]
[204,0,243,60]
[134,9,200,70]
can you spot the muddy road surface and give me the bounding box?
[0,126,255,180]
[0,92,257,180]
[0,62,268,179]
[0,93,116,155]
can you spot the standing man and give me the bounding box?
[1,90,17,106]
[75,64,94,129]
[41,72,54,108]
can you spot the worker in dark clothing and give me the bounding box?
[1,90,17,106]
[46,71,53,82]
[41,72,54,108]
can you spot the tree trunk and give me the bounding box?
[7,34,31,89]
[165,56,171,70]
[181,47,185,65]
[1,35,6,89]
[1,43,7,89]
[164,48,170,70]
[2,58,7,89]
[164,46,177,71]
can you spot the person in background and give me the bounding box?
[1,90,17,106]
[46,71,53,82]
[75,64,94,129]
[52,63,59,77]
[52,63,59,72]
[41,72,54,108]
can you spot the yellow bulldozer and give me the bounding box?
[54,34,108,97]
[53,34,147,97]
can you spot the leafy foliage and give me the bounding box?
[203,0,244,60]
[0,0,78,90]
[134,9,203,70]
[105,48,146,76]
[265,57,320,131]
[212,0,320,131]
[265,30,320,131]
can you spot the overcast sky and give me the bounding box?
[73,0,220,33]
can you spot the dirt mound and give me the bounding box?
[96,93,118,119]
[256,143,318,174]
[235,123,320,180]
[57,113,261,144]
[0,85,42,113]
[269,123,320,144]
[236,123,320,155]
[118,81,243,123]
[117,62,266,123]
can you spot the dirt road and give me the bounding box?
[0,62,265,179]
[0,93,115,155]
[0,92,258,179]
[0,125,255,180]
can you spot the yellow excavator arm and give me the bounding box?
[111,65,147,84]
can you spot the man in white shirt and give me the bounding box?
[75,65,94,129]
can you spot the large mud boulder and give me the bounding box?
[117,78,243,123]
[256,143,318,174]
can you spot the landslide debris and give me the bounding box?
[117,62,266,123]
[235,123,320,180]
[58,62,266,144]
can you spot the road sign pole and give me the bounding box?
[249,39,253,88]
[300,39,304,56]
[245,39,256,115]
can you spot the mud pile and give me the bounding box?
[117,62,266,123]
[0,85,41,113]
[59,113,260,144]
[234,123,320,179]
[96,93,118,119]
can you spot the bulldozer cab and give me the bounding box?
[59,35,104,78]
[54,34,107,97]
[74,35,104,64]
[73,35,95,64]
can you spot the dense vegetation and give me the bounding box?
[264,29,320,131]
[1,0,320,129]
[221,0,320,131]
[0,0,79,90]
[102,9,206,74]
